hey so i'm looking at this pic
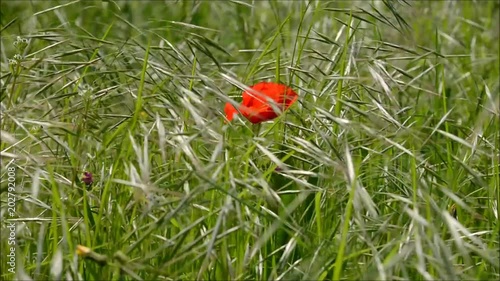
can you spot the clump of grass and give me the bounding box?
[1,1,498,280]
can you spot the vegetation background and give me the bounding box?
[1,0,499,280]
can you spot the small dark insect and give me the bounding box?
[449,204,457,219]
[82,171,93,186]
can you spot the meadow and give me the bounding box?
[1,0,499,280]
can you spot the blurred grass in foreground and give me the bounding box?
[1,1,499,280]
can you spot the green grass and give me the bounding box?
[1,1,499,280]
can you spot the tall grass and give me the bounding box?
[1,1,498,280]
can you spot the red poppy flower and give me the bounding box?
[224,82,298,124]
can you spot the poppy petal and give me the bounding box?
[224,102,238,121]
